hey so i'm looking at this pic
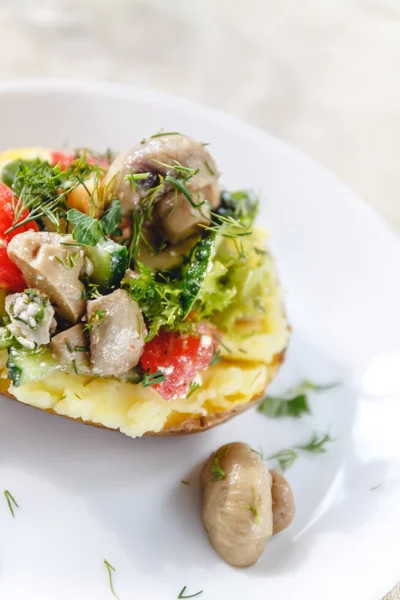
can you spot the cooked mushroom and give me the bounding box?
[50,324,89,375]
[202,442,273,567]
[7,232,85,323]
[103,134,220,242]
[269,469,295,534]
[87,289,146,377]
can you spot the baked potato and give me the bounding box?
[0,139,289,438]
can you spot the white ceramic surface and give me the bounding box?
[0,80,399,600]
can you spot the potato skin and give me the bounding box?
[2,350,285,436]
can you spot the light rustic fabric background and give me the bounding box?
[0,0,398,596]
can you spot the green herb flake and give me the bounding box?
[178,585,203,599]
[150,130,181,139]
[181,480,190,486]
[67,209,104,246]
[210,456,225,481]
[103,559,119,599]
[248,488,261,526]
[370,484,383,491]
[258,393,310,419]
[4,490,19,517]
[74,345,89,353]
[65,339,74,353]
[251,446,264,460]
[203,159,215,176]
[99,198,122,236]
[267,448,298,472]
[296,432,335,454]
[209,348,223,367]
[142,369,167,388]
[71,359,78,375]
[186,381,201,398]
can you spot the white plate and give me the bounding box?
[0,80,399,600]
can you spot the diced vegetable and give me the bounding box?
[7,346,60,387]
[85,239,128,292]
[140,328,215,400]
[181,232,216,318]
[0,181,38,291]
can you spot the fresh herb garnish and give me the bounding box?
[4,490,19,517]
[210,457,225,481]
[65,339,74,353]
[181,480,190,486]
[258,379,340,419]
[55,251,80,269]
[67,209,105,246]
[99,198,122,236]
[74,345,89,353]
[4,156,105,235]
[212,333,231,353]
[296,432,335,453]
[258,394,310,419]
[267,449,298,472]
[71,359,78,375]
[209,348,223,367]
[203,159,215,176]
[178,586,203,599]
[248,488,261,526]
[370,484,383,491]
[251,446,264,460]
[142,369,167,388]
[84,309,107,333]
[186,381,201,398]
[165,175,204,209]
[150,130,181,139]
[103,559,119,599]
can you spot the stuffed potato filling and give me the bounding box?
[0,134,288,436]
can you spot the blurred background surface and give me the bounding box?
[0,0,398,230]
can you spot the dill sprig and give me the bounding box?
[178,586,203,599]
[4,490,19,517]
[142,369,167,387]
[267,449,298,472]
[210,457,225,481]
[4,155,106,235]
[248,487,261,526]
[296,431,335,453]
[103,559,119,599]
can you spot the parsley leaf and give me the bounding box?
[99,198,122,236]
[67,209,104,246]
[258,379,340,419]
[258,393,310,418]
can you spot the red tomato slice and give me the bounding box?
[0,181,38,291]
[50,150,109,170]
[140,329,216,400]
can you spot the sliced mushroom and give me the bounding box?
[103,134,220,242]
[202,442,273,567]
[87,289,146,377]
[7,232,85,323]
[269,469,295,534]
[156,191,210,244]
[50,324,89,375]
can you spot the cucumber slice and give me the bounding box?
[180,232,216,318]
[7,347,60,387]
[85,239,128,293]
